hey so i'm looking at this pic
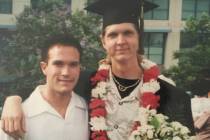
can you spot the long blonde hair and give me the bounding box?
[99,54,143,67]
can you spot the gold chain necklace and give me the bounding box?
[112,76,140,92]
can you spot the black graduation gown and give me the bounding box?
[74,70,195,135]
[157,78,195,135]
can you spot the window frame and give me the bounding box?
[144,0,169,20]
[143,32,167,65]
[0,0,13,14]
[182,0,210,20]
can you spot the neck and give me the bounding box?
[111,58,142,79]
[42,86,71,119]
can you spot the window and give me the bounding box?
[180,32,196,49]
[66,0,72,4]
[0,0,12,14]
[182,0,210,20]
[143,33,166,64]
[144,0,169,20]
[180,32,209,49]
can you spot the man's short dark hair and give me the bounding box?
[41,33,82,62]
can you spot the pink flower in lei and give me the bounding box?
[89,59,160,140]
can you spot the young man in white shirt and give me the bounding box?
[0,34,89,140]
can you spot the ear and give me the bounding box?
[40,61,47,75]
[100,34,106,50]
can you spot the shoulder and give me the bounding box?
[21,86,45,117]
[79,69,96,79]
[157,78,188,98]
[157,78,191,112]
[157,77,195,134]
[158,75,176,86]
[157,77,191,113]
[74,69,96,102]
[76,69,95,86]
[72,92,88,110]
[22,85,41,107]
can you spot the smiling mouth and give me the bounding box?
[116,48,128,51]
[58,79,74,83]
[116,49,128,54]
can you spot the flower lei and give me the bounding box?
[89,59,161,140]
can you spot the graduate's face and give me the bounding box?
[40,45,80,95]
[101,23,139,63]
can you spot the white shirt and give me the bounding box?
[106,72,143,140]
[191,96,210,119]
[0,85,89,140]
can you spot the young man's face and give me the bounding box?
[40,45,80,95]
[101,23,139,63]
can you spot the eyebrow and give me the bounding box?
[107,28,135,36]
[52,60,80,66]
[106,31,118,37]
[52,60,64,65]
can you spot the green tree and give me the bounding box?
[164,14,210,96]
[0,0,103,99]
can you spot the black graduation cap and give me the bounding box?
[85,0,158,29]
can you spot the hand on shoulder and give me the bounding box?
[1,96,25,139]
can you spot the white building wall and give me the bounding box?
[13,0,30,15]
[0,14,15,27]
[164,0,183,69]
[0,0,30,28]
[71,0,87,12]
